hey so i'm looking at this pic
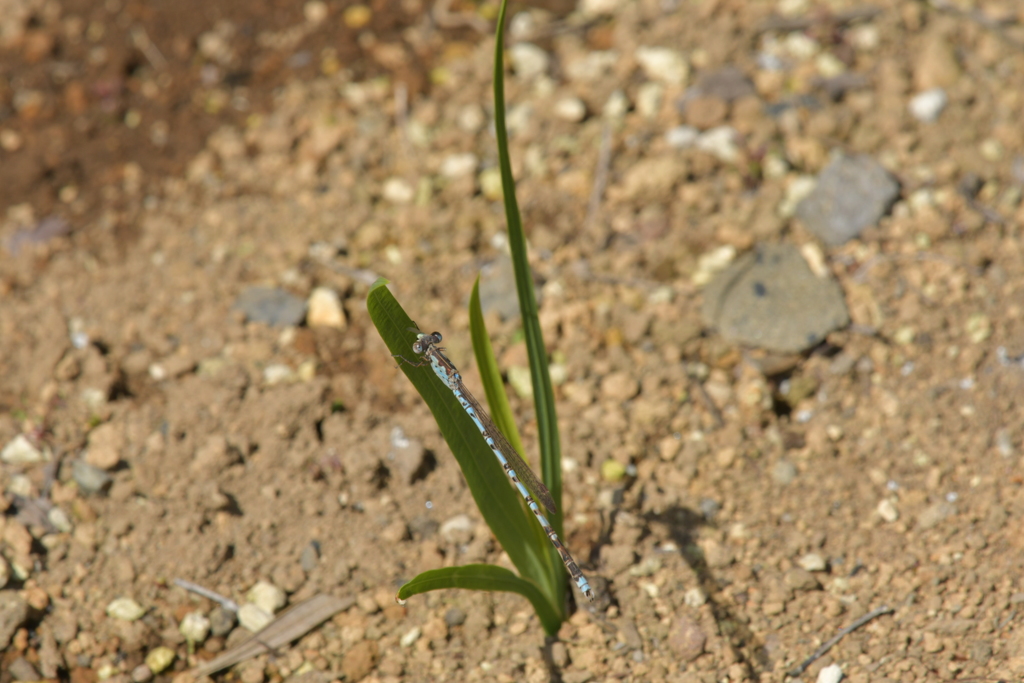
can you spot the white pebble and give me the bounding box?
[247,580,287,614]
[401,626,422,647]
[779,175,817,218]
[683,587,707,607]
[107,597,146,621]
[509,43,549,80]
[635,82,663,118]
[7,474,34,497]
[798,553,827,572]
[579,0,620,16]
[440,153,478,179]
[603,90,630,119]
[1,434,47,464]
[908,88,947,123]
[695,126,740,163]
[440,514,474,543]
[877,498,899,523]
[303,0,328,23]
[816,663,843,683]
[263,363,295,385]
[665,125,699,148]
[307,286,346,329]
[382,177,414,204]
[48,507,74,533]
[238,603,273,632]
[457,104,485,133]
[553,97,587,122]
[635,46,689,85]
[179,611,211,643]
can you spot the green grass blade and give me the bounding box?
[366,279,556,616]
[468,278,526,460]
[396,564,561,634]
[493,0,566,605]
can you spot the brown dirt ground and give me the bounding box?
[2,1,1024,682]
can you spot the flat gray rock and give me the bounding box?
[234,286,307,326]
[701,243,849,353]
[796,153,900,246]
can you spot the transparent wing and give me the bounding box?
[458,383,558,514]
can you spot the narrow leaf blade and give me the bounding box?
[397,564,561,634]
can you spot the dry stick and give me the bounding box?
[584,122,612,236]
[787,605,894,678]
[174,578,240,613]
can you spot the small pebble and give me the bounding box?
[965,313,991,344]
[601,459,627,482]
[131,664,153,683]
[300,543,320,572]
[107,597,146,621]
[695,126,740,163]
[342,5,371,29]
[444,607,466,627]
[603,89,629,118]
[234,286,306,326]
[877,498,899,523]
[553,97,587,122]
[382,177,414,204]
[798,552,827,572]
[6,474,33,497]
[816,662,843,683]
[179,611,211,644]
[72,458,113,494]
[306,286,346,329]
[600,372,639,401]
[635,46,689,85]
[48,507,74,533]
[263,363,296,385]
[209,605,236,636]
[909,88,947,122]
[635,82,663,118]
[0,434,47,464]
[144,646,175,674]
[440,514,474,544]
[440,153,478,179]
[665,125,699,148]
[400,626,421,647]
[771,460,798,485]
[509,43,549,79]
[684,587,707,607]
[303,0,328,24]
[667,615,706,661]
[246,580,286,614]
[479,167,503,200]
[237,603,273,632]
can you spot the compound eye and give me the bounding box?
[412,342,423,353]
[432,332,442,342]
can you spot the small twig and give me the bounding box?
[584,122,612,235]
[690,377,725,430]
[174,578,240,612]
[787,604,893,678]
[130,26,168,70]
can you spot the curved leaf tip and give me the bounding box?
[369,277,391,292]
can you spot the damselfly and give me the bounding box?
[397,330,594,601]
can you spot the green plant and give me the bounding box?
[365,0,580,633]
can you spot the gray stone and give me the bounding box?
[208,605,236,637]
[233,286,306,326]
[444,607,466,627]
[795,154,900,245]
[702,243,850,352]
[72,459,113,495]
